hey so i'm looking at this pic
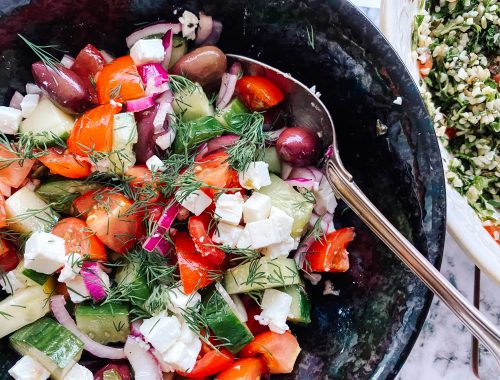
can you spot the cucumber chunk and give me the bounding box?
[10,318,83,380]
[5,187,59,234]
[204,283,254,353]
[215,98,248,127]
[15,259,51,286]
[35,178,102,214]
[263,147,281,175]
[172,81,214,121]
[257,174,314,238]
[281,284,311,324]
[115,263,150,307]
[224,257,301,294]
[108,112,138,174]
[172,116,225,154]
[19,97,75,146]
[75,302,130,344]
[169,36,188,69]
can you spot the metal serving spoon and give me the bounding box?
[228,54,500,364]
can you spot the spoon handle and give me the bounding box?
[326,159,500,365]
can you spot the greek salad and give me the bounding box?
[0,10,355,380]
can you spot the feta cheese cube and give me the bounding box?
[8,356,50,380]
[238,161,271,190]
[262,236,295,259]
[26,83,42,94]
[62,363,93,380]
[213,222,244,248]
[0,271,26,294]
[269,206,293,240]
[245,219,282,249]
[0,106,22,135]
[243,192,272,223]
[130,39,165,66]
[254,289,292,334]
[167,287,201,314]
[65,275,90,304]
[179,190,212,216]
[145,155,166,172]
[58,253,82,283]
[20,94,40,118]
[215,193,244,225]
[179,10,199,40]
[236,227,252,249]
[162,338,202,372]
[155,128,176,150]
[313,176,337,215]
[24,232,66,274]
[140,312,182,353]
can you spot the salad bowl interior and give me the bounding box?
[0,0,446,379]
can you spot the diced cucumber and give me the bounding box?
[169,36,188,69]
[257,174,314,238]
[115,263,150,307]
[281,284,311,324]
[204,283,253,353]
[10,317,84,380]
[172,116,225,154]
[108,112,138,174]
[35,178,102,214]
[15,259,51,286]
[75,302,130,344]
[263,147,281,175]
[172,82,214,121]
[19,97,75,146]
[215,98,248,127]
[5,187,59,234]
[224,257,301,294]
[0,285,53,339]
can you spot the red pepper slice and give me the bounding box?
[188,214,225,265]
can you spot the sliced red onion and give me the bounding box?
[155,128,176,150]
[9,91,24,110]
[201,20,223,46]
[126,23,181,48]
[304,272,322,286]
[158,202,180,230]
[61,54,75,69]
[124,336,162,380]
[162,29,174,70]
[294,235,316,269]
[153,90,174,133]
[154,237,172,256]
[81,262,109,302]
[194,142,209,161]
[290,166,323,186]
[137,63,169,96]
[143,233,164,252]
[126,96,156,112]
[143,203,179,253]
[100,50,114,64]
[308,212,334,232]
[135,105,159,163]
[281,162,293,180]
[25,83,42,94]
[195,13,213,45]
[325,144,334,158]
[207,135,239,154]
[50,295,126,359]
[130,320,144,338]
[286,177,315,190]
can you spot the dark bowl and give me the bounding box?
[0,0,446,379]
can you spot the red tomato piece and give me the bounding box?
[0,240,19,272]
[52,217,107,261]
[175,232,219,294]
[188,214,225,265]
[194,152,240,198]
[304,227,355,273]
[417,52,433,78]
[38,148,91,179]
[71,44,105,103]
[215,358,268,380]
[0,146,34,188]
[67,103,121,156]
[493,73,500,87]
[236,76,284,111]
[72,188,109,218]
[484,225,500,245]
[240,331,301,374]
[240,295,269,336]
[178,349,234,378]
[85,192,143,254]
[96,56,145,104]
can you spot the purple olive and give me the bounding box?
[134,105,162,163]
[32,61,94,114]
[276,126,320,167]
[263,106,288,131]
[171,46,227,87]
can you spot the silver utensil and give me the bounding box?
[228,54,500,364]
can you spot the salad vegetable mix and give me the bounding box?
[0,10,355,380]
[413,0,500,242]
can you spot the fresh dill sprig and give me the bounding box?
[305,213,327,242]
[242,259,267,288]
[108,83,123,100]
[169,75,198,95]
[305,24,315,49]
[18,34,62,73]
[0,133,48,170]
[208,245,261,265]
[127,248,177,286]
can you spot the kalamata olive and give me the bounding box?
[32,61,94,114]
[263,106,289,131]
[171,46,227,87]
[134,104,162,163]
[276,126,320,167]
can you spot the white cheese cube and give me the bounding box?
[65,275,90,304]
[62,363,93,380]
[130,39,165,66]
[8,356,50,380]
[178,320,198,344]
[167,287,201,314]
[254,289,292,334]
[243,192,272,223]
[162,338,202,372]
[262,236,295,259]
[26,83,42,94]
[140,312,182,353]
[58,253,82,283]
[213,222,244,248]
[24,232,66,274]
[238,161,271,190]
[0,106,22,135]
[179,190,212,216]
[313,176,337,215]
[215,193,244,225]
[245,219,282,249]
[236,227,252,249]
[20,94,40,119]
[155,128,176,150]
[145,155,166,172]
[0,271,26,295]
[269,206,294,240]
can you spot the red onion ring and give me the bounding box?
[126,22,181,48]
[9,91,24,110]
[81,262,108,302]
[201,20,223,46]
[195,13,213,46]
[126,96,156,112]
[286,177,315,190]
[216,62,241,110]
[294,235,316,269]
[162,29,174,70]
[124,336,162,380]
